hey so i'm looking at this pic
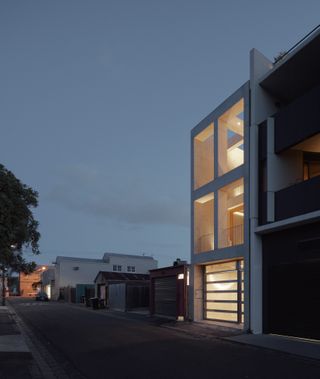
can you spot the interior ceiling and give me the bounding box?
[292,133,320,152]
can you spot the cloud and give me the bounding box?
[46,164,189,228]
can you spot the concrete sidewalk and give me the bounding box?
[225,333,320,361]
[0,305,31,356]
[159,318,320,361]
[0,305,36,378]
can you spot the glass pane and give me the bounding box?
[206,282,238,291]
[194,193,214,253]
[206,311,238,322]
[218,99,244,176]
[194,123,214,189]
[218,178,244,248]
[205,261,236,273]
[206,271,237,282]
[206,292,238,301]
[206,302,238,311]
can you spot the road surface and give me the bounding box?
[9,298,320,379]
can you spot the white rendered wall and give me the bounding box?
[57,260,110,288]
[249,49,277,334]
[103,254,158,274]
[55,255,158,289]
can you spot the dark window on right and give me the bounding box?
[303,152,320,180]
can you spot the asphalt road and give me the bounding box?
[9,298,320,379]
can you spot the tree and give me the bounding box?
[0,164,40,305]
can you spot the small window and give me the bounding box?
[303,152,320,180]
[117,265,122,272]
[73,267,79,271]
[127,266,135,272]
[113,265,117,271]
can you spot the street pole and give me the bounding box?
[1,267,5,306]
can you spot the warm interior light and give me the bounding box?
[233,185,244,197]
[195,193,214,204]
[214,282,234,290]
[178,273,184,280]
[42,266,46,270]
[233,211,244,216]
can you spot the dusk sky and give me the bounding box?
[1,1,319,267]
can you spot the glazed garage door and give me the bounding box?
[204,260,244,323]
[154,276,177,317]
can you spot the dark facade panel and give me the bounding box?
[274,84,320,153]
[260,32,320,103]
[258,122,268,225]
[262,221,320,339]
[258,121,267,161]
[258,190,268,225]
[275,175,320,220]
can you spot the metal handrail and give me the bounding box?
[274,24,320,63]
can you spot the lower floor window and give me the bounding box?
[204,259,244,323]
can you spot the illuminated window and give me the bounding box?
[218,99,244,176]
[303,152,320,180]
[204,260,244,323]
[194,193,214,253]
[218,178,244,248]
[194,123,214,189]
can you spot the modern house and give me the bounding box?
[191,83,249,328]
[190,26,320,340]
[52,252,157,301]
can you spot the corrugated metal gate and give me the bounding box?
[154,276,177,317]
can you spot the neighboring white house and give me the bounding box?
[52,252,157,300]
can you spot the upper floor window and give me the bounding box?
[303,152,320,180]
[218,99,244,176]
[113,265,122,272]
[218,178,244,248]
[194,193,214,253]
[194,123,214,189]
[127,266,135,272]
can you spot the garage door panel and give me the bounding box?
[267,261,320,340]
[154,277,177,317]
